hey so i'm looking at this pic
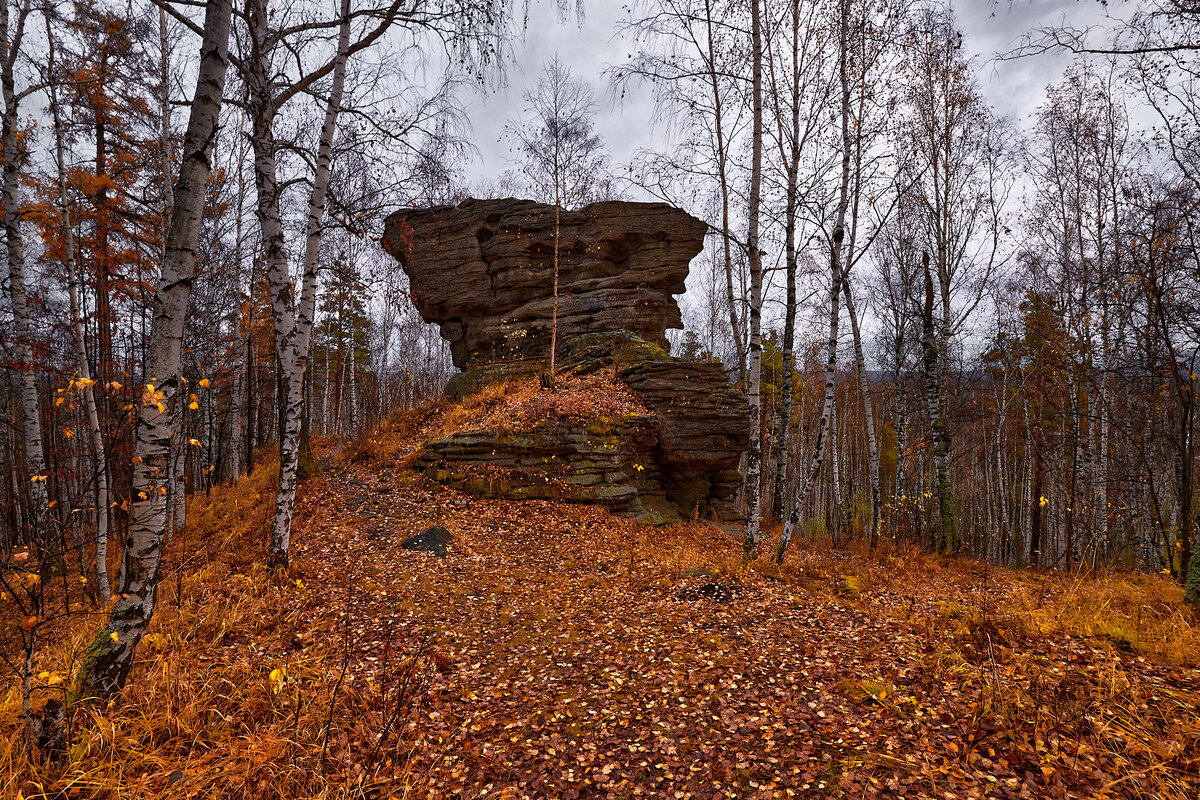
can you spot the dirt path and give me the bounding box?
[287,451,1199,800]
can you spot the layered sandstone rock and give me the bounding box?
[382,198,708,367]
[382,198,747,521]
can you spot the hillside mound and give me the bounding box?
[4,416,1199,799]
[408,338,747,523]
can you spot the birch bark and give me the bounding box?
[1,0,50,546]
[742,0,765,558]
[73,0,234,702]
[922,250,958,553]
[773,0,851,564]
[770,0,803,523]
[841,277,880,547]
[251,0,354,567]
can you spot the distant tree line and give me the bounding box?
[1,0,1198,761]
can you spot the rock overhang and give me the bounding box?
[382,198,707,369]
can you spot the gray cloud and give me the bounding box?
[462,0,1120,191]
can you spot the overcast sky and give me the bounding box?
[463,0,1119,190]
[452,0,1132,351]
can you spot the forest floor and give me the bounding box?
[5,390,1200,799]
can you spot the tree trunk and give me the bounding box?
[742,0,765,558]
[771,1,801,524]
[842,277,880,547]
[1,0,50,549]
[893,397,908,536]
[46,14,110,602]
[773,0,851,565]
[922,251,958,554]
[347,346,358,437]
[245,261,257,475]
[72,0,234,702]
[256,0,352,568]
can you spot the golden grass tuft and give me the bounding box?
[338,400,449,468]
[428,372,649,441]
[1,449,436,799]
[1011,570,1197,664]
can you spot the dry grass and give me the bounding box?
[1,448,440,799]
[859,544,1200,667]
[339,401,448,468]
[427,372,649,441]
[1012,569,1197,664]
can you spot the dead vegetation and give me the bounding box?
[2,406,1198,799]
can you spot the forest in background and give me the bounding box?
[0,0,1198,774]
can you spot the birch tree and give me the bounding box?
[742,0,765,558]
[506,55,608,383]
[896,5,1011,553]
[1,0,50,548]
[72,0,235,704]
[235,0,510,567]
[774,0,853,564]
[763,0,835,522]
[243,0,361,568]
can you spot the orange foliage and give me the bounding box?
[1,410,1197,799]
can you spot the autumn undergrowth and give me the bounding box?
[429,372,649,442]
[1,444,439,799]
[8,396,1196,799]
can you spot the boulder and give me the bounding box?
[562,334,746,519]
[401,525,453,557]
[413,414,667,519]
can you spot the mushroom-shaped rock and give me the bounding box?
[382,198,747,522]
[382,198,708,368]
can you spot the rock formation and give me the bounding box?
[383,198,707,367]
[382,198,747,521]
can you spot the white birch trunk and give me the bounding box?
[771,0,802,523]
[323,339,331,435]
[348,345,358,438]
[73,0,233,702]
[841,278,880,546]
[742,0,765,558]
[922,250,958,554]
[1,0,49,546]
[894,399,907,524]
[253,0,352,567]
[773,0,851,564]
[1094,307,1109,551]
